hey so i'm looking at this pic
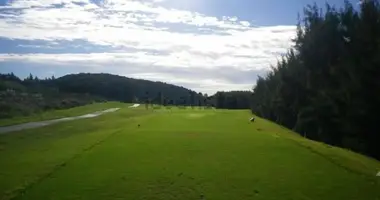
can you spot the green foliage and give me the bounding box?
[212,91,252,109]
[251,0,380,159]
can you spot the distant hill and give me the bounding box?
[54,73,203,104]
[0,73,205,118]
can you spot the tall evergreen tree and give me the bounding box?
[251,0,380,159]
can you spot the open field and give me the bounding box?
[0,103,379,200]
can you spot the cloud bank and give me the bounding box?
[0,0,296,94]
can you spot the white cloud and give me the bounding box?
[0,0,296,94]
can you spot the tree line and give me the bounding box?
[213,91,252,109]
[251,0,380,159]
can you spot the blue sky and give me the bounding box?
[158,0,358,25]
[0,0,359,94]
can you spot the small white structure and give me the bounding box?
[129,104,140,108]
[376,171,380,177]
[250,117,255,122]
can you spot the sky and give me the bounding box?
[0,0,359,94]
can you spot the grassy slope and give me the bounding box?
[0,105,379,200]
[0,102,125,127]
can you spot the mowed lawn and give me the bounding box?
[0,103,379,200]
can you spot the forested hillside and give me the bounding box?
[0,73,204,118]
[54,73,204,105]
[251,1,380,159]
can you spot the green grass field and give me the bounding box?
[0,103,379,200]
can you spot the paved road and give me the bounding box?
[0,108,120,134]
